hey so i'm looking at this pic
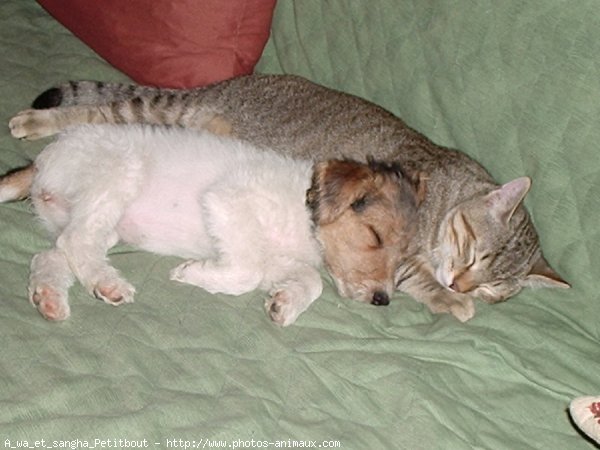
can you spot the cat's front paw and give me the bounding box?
[265,290,304,327]
[449,298,475,322]
[9,109,58,140]
[29,284,70,321]
[428,295,475,322]
[93,277,135,305]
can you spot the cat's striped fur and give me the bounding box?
[8,74,569,321]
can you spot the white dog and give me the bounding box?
[0,125,420,325]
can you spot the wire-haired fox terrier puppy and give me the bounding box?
[0,124,422,326]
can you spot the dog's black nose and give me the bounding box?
[371,291,390,306]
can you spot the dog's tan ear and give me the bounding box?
[307,159,373,225]
[407,170,428,206]
[365,156,427,207]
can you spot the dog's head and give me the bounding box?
[306,157,424,306]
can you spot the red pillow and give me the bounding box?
[37,0,276,88]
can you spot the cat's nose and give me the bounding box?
[449,275,475,293]
[372,291,390,306]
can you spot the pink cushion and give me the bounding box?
[37,0,276,88]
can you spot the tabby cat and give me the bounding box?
[8,74,570,321]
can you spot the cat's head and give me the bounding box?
[432,177,569,302]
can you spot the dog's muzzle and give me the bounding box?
[371,291,390,306]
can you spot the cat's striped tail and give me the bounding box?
[32,81,171,109]
[0,164,34,202]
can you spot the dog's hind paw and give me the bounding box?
[93,278,135,305]
[9,109,59,140]
[29,284,70,321]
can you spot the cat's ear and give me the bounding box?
[522,254,570,289]
[486,177,531,225]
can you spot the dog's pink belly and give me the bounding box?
[116,188,213,260]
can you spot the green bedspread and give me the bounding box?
[1,1,598,448]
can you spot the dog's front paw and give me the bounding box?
[169,260,196,283]
[29,284,70,321]
[265,290,304,327]
[93,277,135,305]
[9,109,58,140]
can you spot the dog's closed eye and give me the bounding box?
[351,196,368,213]
[367,225,383,248]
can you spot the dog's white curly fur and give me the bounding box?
[25,125,323,325]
